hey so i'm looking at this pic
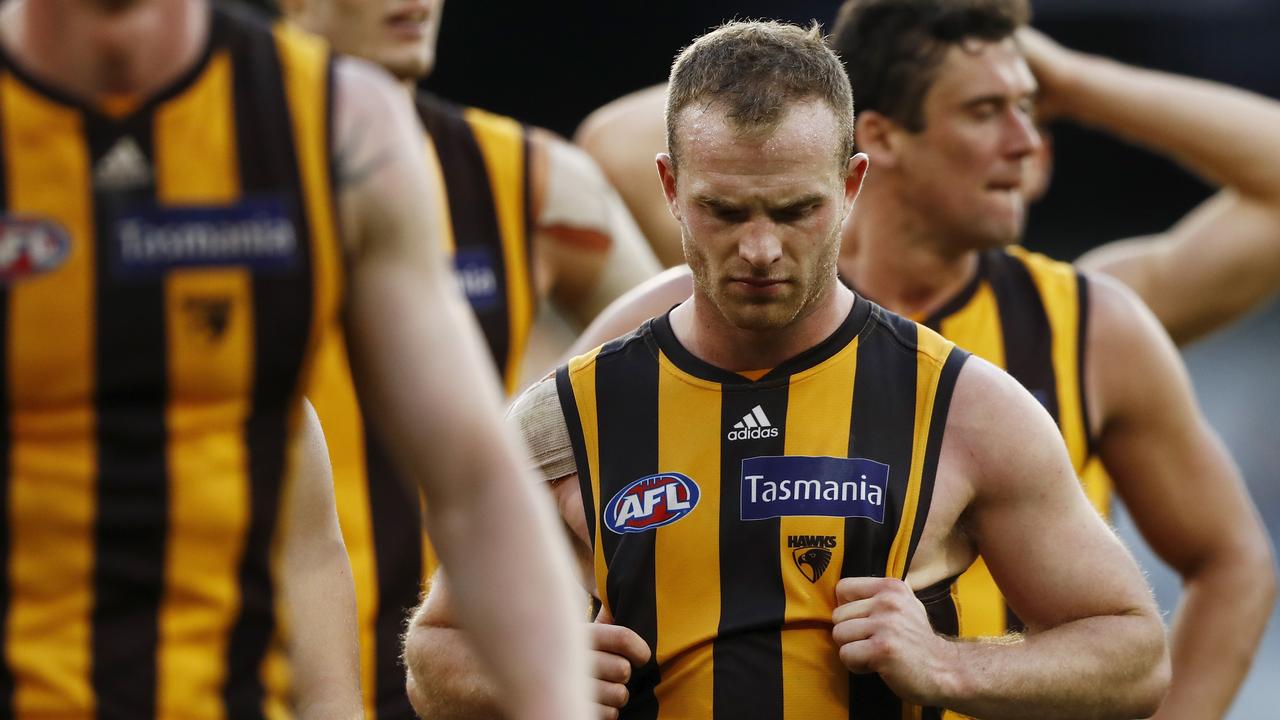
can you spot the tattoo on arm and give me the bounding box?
[333,120,396,190]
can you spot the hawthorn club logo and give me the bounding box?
[788,535,836,583]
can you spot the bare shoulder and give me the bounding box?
[574,83,668,152]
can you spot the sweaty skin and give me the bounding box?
[572,25,1276,720]
[405,83,1168,718]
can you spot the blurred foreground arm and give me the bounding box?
[282,401,361,719]
[332,58,591,720]
[1024,27,1280,343]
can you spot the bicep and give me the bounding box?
[1088,275,1256,574]
[953,360,1152,632]
[532,131,661,326]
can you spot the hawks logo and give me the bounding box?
[604,473,700,534]
[788,535,836,583]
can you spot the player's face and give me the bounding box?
[660,100,865,332]
[894,38,1040,249]
[294,0,443,82]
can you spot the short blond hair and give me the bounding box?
[666,20,856,169]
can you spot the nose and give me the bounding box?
[1002,106,1042,160]
[738,221,783,269]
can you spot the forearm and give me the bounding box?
[285,538,363,720]
[404,623,505,720]
[940,613,1168,720]
[1055,54,1280,200]
[424,453,589,720]
[1155,553,1277,719]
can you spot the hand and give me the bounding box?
[831,577,956,707]
[591,607,652,720]
[1016,26,1083,124]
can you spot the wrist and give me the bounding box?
[931,637,972,708]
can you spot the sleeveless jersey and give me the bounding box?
[917,247,1103,641]
[0,5,341,718]
[556,297,968,720]
[305,95,536,718]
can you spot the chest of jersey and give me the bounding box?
[558,304,964,719]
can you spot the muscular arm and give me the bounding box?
[1021,28,1280,344]
[574,84,684,268]
[331,58,591,720]
[1086,275,1277,720]
[403,380,648,719]
[281,401,362,719]
[530,129,661,328]
[905,358,1168,718]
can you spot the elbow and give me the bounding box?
[1120,610,1172,719]
[402,622,440,719]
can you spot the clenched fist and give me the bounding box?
[831,576,958,707]
[592,607,652,720]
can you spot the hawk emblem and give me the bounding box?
[792,546,833,583]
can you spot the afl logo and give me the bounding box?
[604,473,700,534]
[0,216,70,282]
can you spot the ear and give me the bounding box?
[843,153,871,212]
[854,111,904,170]
[656,153,683,223]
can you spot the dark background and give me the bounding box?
[423,0,1280,260]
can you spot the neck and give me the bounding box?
[839,184,979,320]
[0,0,206,104]
[668,278,854,372]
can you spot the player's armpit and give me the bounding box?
[926,357,1169,719]
[280,400,362,720]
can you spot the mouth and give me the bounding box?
[729,277,788,296]
[384,3,431,37]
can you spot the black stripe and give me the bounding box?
[555,365,596,557]
[843,306,919,719]
[88,109,167,720]
[0,75,14,717]
[987,252,1059,425]
[416,92,512,377]
[921,252,989,332]
[223,12,315,716]
[594,334,660,720]
[903,347,968,573]
[712,383,788,720]
[1077,274,1096,459]
[365,431,421,719]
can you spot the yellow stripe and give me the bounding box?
[938,281,1010,638]
[273,23,342,715]
[653,353,720,719]
[566,349,605,614]
[150,50,251,720]
[936,282,1004,369]
[2,71,97,715]
[461,107,531,393]
[885,327,953,579]
[778,340,858,719]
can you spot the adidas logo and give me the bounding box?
[727,405,778,441]
[94,136,152,191]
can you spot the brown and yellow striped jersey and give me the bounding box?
[305,93,537,719]
[909,246,1102,640]
[556,297,968,719]
[0,4,340,718]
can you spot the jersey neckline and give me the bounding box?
[648,291,873,387]
[0,1,221,127]
[838,250,991,331]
